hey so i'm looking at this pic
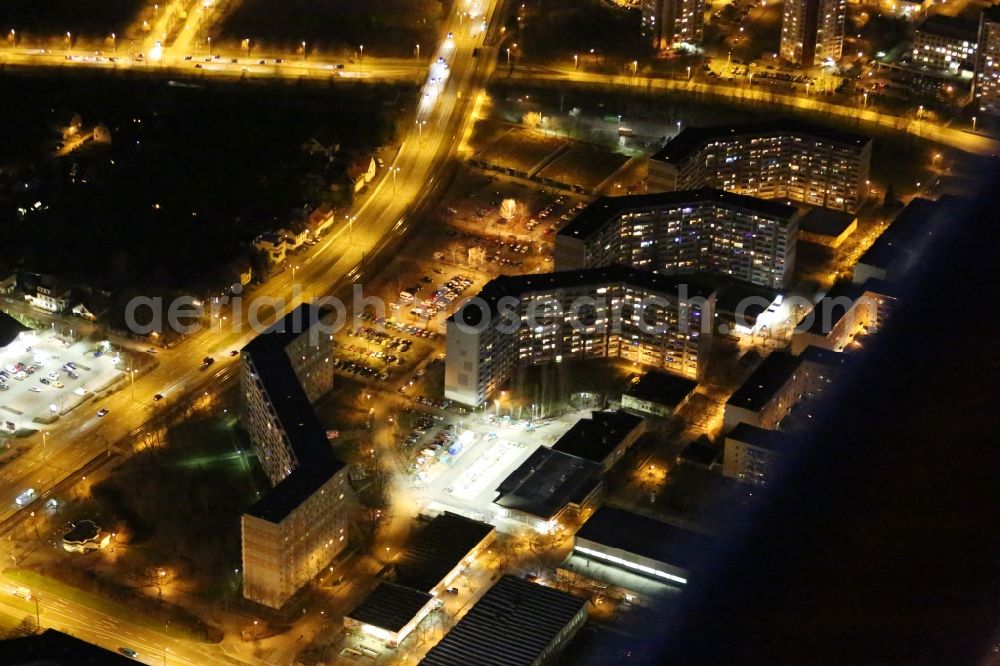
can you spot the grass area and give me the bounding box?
[3,569,210,642]
[0,0,144,41]
[91,416,260,599]
[217,0,445,57]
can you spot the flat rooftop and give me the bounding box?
[575,506,715,573]
[450,264,715,326]
[472,126,567,176]
[559,188,799,241]
[346,582,433,633]
[420,575,587,666]
[242,304,345,524]
[726,422,788,453]
[857,196,961,271]
[625,371,698,409]
[678,440,721,467]
[800,207,857,238]
[726,351,803,413]
[916,14,978,40]
[652,120,872,164]
[494,447,602,521]
[535,142,631,193]
[551,410,644,465]
[393,512,495,593]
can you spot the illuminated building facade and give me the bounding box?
[780,0,846,67]
[642,0,705,51]
[723,423,788,486]
[648,121,871,213]
[444,266,715,407]
[912,15,978,74]
[974,7,1000,115]
[555,189,800,289]
[240,304,354,609]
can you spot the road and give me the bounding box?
[507,65,1000,156]
[0,0,502,660]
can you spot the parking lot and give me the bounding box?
[0,330,123,431]
[400,406,594,526]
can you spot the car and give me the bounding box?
[230,58,238,63]
[28,387,40,393]
[447,32,454,40]
[183,55,192,60]
[39,377,49,385]
[12,587,31,600]
[446,586,459,594]
[153,393,164,401]
[97,408,109,417]
[52,382,64,389]
[437,56,445,64]
[15,489,36,506]
[258,59,266,65]
[146,347,157,354]
[273,58,283,63]
[229,350,239,356]
[194,63,203,68]
[67,371,78,379]
[119,647,139,658]
[202,357,214,367]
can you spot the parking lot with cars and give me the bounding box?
[0,330,124,431]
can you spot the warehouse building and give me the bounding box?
[420,575,587,666]
[551,410,646,472]
[344,582,436,647]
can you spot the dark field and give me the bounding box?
[0,0,144,41]
[218,0,446,57]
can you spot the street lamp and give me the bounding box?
[416,43,420,60]
[301,40,307,61]
[359,44,364,62]
[506,47,510,64]
[972,116,978,132]
[111,33,116,53]
[632,60,638,77]
[863,91,868,108]
[573,54,578,70]
[687,65,691,80]
[65,31,72,47]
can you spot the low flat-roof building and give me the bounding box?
[392,512,496,595]
[62,519,109,553]
[853,196,962,284]
[344,582,436,647]
[723,346,849,431]
[622,371,698,418]
[420,575,587,666]
[550,410,646,472]
[571,506,714,586]
[798,207,858,248]
[723,423,789,486]
[493,447,603,533]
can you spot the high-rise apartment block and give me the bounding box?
[974,7,1000,115]
[444,265,715,407]
[780,0,846,67]
[642,0,706,51]
[240,304,353,609]
[648,121,872,213]
[555,188,800,289]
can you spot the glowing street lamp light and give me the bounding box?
[301,40,307,61]
[416,43,420,59]
[632,60,638,77]
[573,54,578,69]
[111,32,116,52]
[359,44,364,61]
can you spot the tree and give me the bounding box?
[499,198,519,223]
[522,111,543,129]
[883,183,897,209]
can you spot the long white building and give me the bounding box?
[648,121,872,213]
[240,304,354,609]
[444,265,715,407]
[554,188,801,289]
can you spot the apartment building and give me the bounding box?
[975,7,1000,115]
[444,265,715,407]
[555,188,801,289]
[240,304,353,609]
[723,346,850,431]
[648,121,872,212]
[912,15,978,74]
[642,0,706,52]
[780,0,846,67]
[722,423,789,486]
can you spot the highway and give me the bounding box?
[507,64,1000,156]
[0,0,502,660]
